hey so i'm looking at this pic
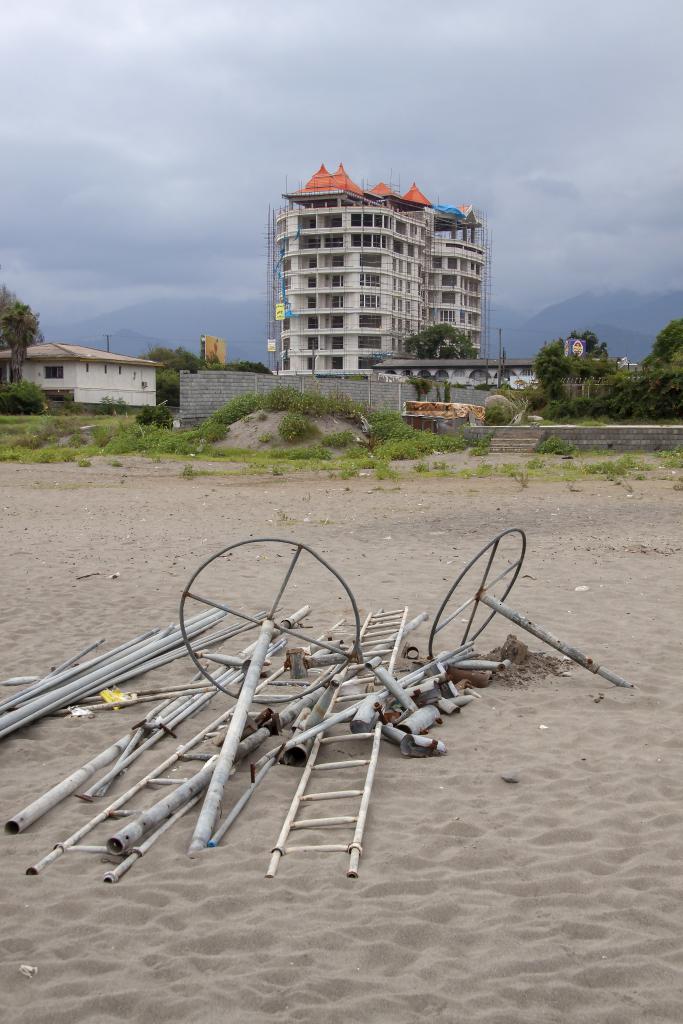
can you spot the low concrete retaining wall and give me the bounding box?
[179,371,485,427]
[463,425,683,452]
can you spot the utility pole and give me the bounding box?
[497,328,503,387]
[104,334,111,353]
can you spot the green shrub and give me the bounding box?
[98,396,128,415]
[536,436,578,455]
[414,461,429,473]
[484,402,512,425]
[136,405,173,428]
[181,464,198,478]
[0,380,46,414]
[657,447,683,468]
[320,430,357,449]
[258,433,273,444]
[77,457,91,467]
[278,411,318,443]
[375,461,399,480]
[471,435,491,456]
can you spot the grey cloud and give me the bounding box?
[1,0,682,320]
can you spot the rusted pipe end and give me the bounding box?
[106,837,126,856]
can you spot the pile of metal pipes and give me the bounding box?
[0,608,247,740]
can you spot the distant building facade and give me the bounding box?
[0,343,160,406]
[375,356,535,388]
[270,163,487,375]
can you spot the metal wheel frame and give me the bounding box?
[179,537,362,691]
[428,528,527,657]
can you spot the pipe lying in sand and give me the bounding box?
[477,594,634,688]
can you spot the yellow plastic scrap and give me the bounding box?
[98,687,135,709]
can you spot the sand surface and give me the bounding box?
[1,459,682,1023]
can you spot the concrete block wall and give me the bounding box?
[463,424,683,452]
[179,371,485,426]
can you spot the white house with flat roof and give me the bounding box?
[0,343,160,406]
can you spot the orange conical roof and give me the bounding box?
[331,163,363,195]
[402,182,431,206]
[298,163,337,193]
[369,181,394,196]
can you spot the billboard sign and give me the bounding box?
[564,338,586,358]
[267,339,277,353]
[200,335,227,363]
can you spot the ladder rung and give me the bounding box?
[368,610,404,618]
[291,815,357,829]
[312,759,370,771]
[300,789,363,802]
[319,733,374,744]
[283,843,349,854]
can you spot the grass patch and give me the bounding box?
[536,437,578,455]
[278,411,319,443]
[470,436,491,457]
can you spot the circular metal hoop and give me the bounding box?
[179,537,362,691]
[428,528,527,657]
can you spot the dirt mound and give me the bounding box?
[482,633,568,687]
[214,411,364,450]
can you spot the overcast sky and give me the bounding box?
[2,0,682,325]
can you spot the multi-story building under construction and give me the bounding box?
[268,162,488,374]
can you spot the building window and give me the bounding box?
[331,275,343,288]
[331,357,343,369]
[307,357,314,370]
[460,310,466,323]
[302,236,321,249]
[351,213,361,226]
[360,294,379,308]
[331,253,344,267]
[442,275,457,287]
[331,295,344,308]
[358,357,376,369]
[307,297,316,309]
[359,273,380,287]
[45,365,64,379]
[308,276,316,288]
[440,310,457,323]
[307,338,319,350]
[118,366,122,375]
[304,216,316,228]
[104,364,108,374]
[360,252,381,267]
[393,240,403,254]
[447,258,458,269]
[307,316,318,329]
[328,214,342,227]
[325,235,344,248]
[332,339,344,350]
[351,234,362,247]
[308,256,317,268]
[358,336,378,349]
[331,315,344,329]
[359,314,381,328]
[442,292,456,304]
[432,257,442,269]
[85,363,89,372]
[407,244,414,257]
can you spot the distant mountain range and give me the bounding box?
[42,297,264,361]
[490,290,683,361]
[42,289,682,363]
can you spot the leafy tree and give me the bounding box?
[404,324,477,360]
[0,301,40,382]
[0,285,18,344]
[568,329,608,357]
[144,346,202,371]
[156,367,180,406]
[644,319,683,367]
[534,340,570,402]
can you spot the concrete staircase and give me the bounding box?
[488,428,543,455]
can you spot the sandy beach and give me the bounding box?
[1,458,682,1023]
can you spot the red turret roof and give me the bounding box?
[331,162,363,195]
[402,182,431,206]
[369,181,394,196]
[295,162,363,195]
[298,163,337,193]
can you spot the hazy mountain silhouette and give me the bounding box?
[42,297,264,359]
[41,290,681,363]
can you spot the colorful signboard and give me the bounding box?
[564,338,586,358]
[267,339,277,353]
[200,335,227,363]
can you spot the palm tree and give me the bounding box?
[0,301,40,382]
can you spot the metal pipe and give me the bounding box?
[188,619,276,854]
[5,732,134,834]
[479,594,634,688]
[103,792,203,883]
